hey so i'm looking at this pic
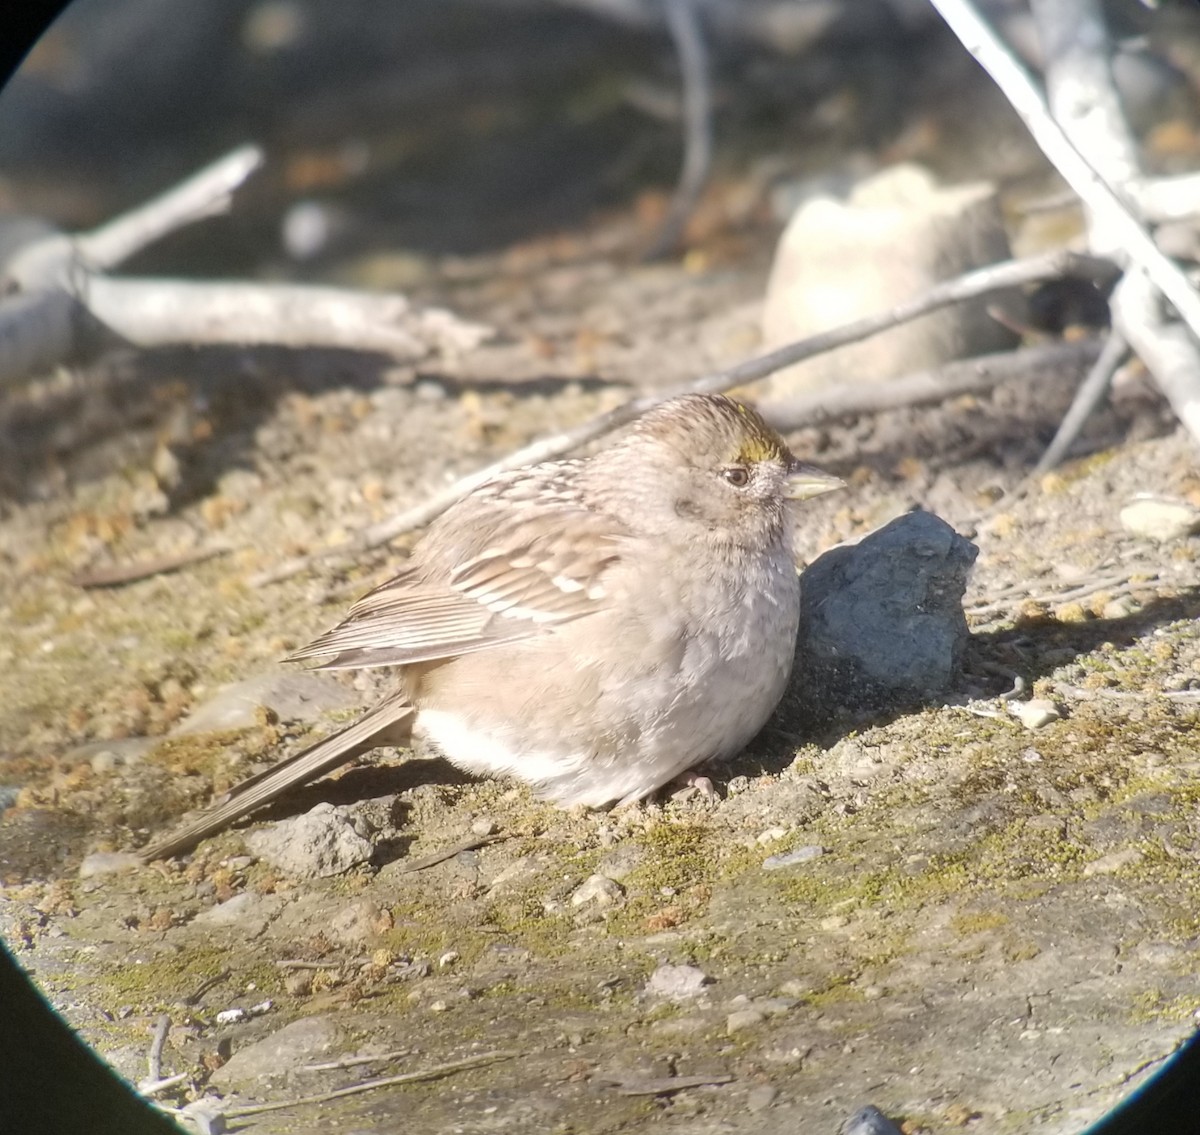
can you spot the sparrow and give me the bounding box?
[141,393,842,859]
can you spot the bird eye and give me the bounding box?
[722,466,750,488]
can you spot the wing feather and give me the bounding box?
[285,490,624,671]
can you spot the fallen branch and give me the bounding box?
[0,145,490,388]
[73,546,232,589]
[83,277,490,357]
[761,338,1101,433]
[1030,329,1128,476]
[393,833,504,874]
[251,248,1115,586]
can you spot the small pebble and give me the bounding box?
[1119,497,1200,542]
[470,817,498,836]
[78,852,142,879]
[645,963,711,1001]
[726,1008,766,1034]
[1083,847,1144,876]
[763,845,825,871]
[756,827,790,845]
[570,874,624,908]
[1010,699,1062,730]
[747,1084,778,1112]
[843,1104,904,1135]
[726,776,751,796]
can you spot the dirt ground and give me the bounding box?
[1,204,1199,1134]
[3,4,1200,1129]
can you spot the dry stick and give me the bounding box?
[76,146,264,272]
[83,277,490,357]
[643,0,713,259]
[72,545,232,589]
[393,833,504,874]
[300,1050,413,1073]
[4,145,263,290]
[1116,269,1200,444]
[146,1015,171,1084]
[251,248,1115,587]
[929,0,1200,342]
[222,1050,515,1117]
[760,338,1102,434]
[1030,328,1128,477]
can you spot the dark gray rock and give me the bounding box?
[797,510,977,711]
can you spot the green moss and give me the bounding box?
[950,911,1009,936]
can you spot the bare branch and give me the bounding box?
[929,0,1200,341]
[762,339,1102,434]
[1030,329,1128,476]
[76,145,264,271]
[222,1051,516,1118]
[84,278,491,357]
[643,0,713,259]
[1115,270,1200,447]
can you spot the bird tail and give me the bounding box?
[139,694,415,861]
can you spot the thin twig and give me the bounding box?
[929,0,1200,340]
[183,967,232,1006]
[394,833,504,874]
[300,1049,413,1073]
[72,546,232,589]
[644,0,713,259]
[76,145,263,271]
[222,1050,515,1117]
[147,1014,171,1083]
[762,338,1102,433]
[251,248,1115,586]
[275,959,359,970]
[1031,328,1128,476]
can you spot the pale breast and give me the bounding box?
[412,537,801,808]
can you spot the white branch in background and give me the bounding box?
[76,145,264,272]
[761,339,1102,434]
[1132,172,1200,224]
[929,0,1200,343]
[0,144,491,388]
[84,278,491,357]
[1116,270,1200,444]
[4,145,264,290]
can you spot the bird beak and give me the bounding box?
[784,461,845,501]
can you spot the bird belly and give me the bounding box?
[413,548,799,809]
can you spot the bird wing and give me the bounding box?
[285,508,623,671]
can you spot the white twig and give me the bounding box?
[1115,270,1200,446]
[76,145,264,271]
[929,0,1200,341]
[146,1014,171,1083]
[1031,328,1128,475]
[644,0,713,258]
[762,338,1101,433]
[222,1050,515,1117]
[84,277,491,357]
